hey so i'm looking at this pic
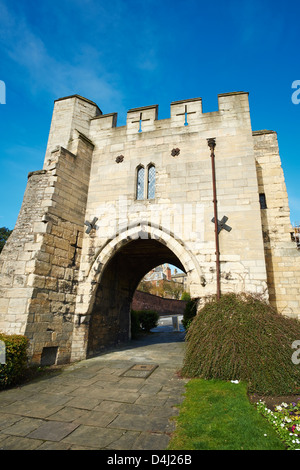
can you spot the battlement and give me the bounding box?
[44,91,252,167]
[88,91,250,134]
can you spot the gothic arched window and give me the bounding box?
[147,164,156,199]
[136,166,145,200]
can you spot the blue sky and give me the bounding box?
[0,0,300,229]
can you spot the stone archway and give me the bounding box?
[70,224,202,362]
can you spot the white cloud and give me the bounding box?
[0,0,125,113]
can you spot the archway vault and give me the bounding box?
[71,224,202,361]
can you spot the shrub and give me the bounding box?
[181,292,191,302]
[131,310,141,339]
[182,298,198,331]
[132,309,159,333]
[0,332,29,389]
[181,293,300,395]
[139,310,159,332]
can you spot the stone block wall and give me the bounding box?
[0,170,49,336]
[70,91,274,361]
[0,96,99,363]
[78,91,268,305]
[254,130,300,318]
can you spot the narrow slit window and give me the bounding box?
[147,165,156,199]
[259,193,267,209]
[136,166,145,200]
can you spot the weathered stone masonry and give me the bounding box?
[0,92,299,365]
[0,96,100,363]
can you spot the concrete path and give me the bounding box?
[0,322,188,450]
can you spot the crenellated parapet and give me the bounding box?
[88,91,250,133]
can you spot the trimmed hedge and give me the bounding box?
[0,332,29,389]
[181,293,300,395]
[131,309,159,336]
[138,310,159,332]
[182,298,198,331]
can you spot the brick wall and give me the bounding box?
[132,290,187,316]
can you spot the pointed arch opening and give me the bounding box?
[86,237,186,356]
[71,225,202,362]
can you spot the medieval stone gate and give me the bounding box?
[0,91,299,365]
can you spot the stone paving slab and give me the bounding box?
[64,396,102,411]
[94,401,123,413]
[133,432,171,451]
[108,413,175,433]
[62,425,125,449]
[1,400,68,419]
[0,414,22,431]
[46,406,87,423]
[73,410,119,427]
[27,421,79,442]
[0,435,43,450]
[36,440,72,450]
[1,417,44,437]
[0,329,188,450]
[105,430,141,450]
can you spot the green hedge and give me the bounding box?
[138,310,159,332]
[131,309,159,337]
[0,332,29,389]
[182,298,198,331]
[181,293,300,395]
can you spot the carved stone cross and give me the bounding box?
[176,105,196,126]
[133,112,150,133]
[211,216,232,234]
[84,217,98,234]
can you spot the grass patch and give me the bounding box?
[168,379,286,450]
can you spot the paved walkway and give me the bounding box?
[0,321,188,450]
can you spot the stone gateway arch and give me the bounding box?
[0,92,299,365]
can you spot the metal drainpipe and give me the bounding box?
[207,138,221,300]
